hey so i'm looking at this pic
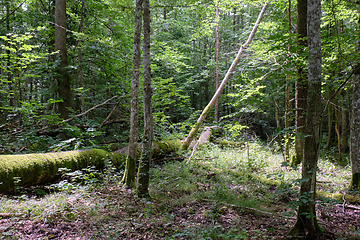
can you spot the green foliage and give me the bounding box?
[0,0,358,156]
[49,166,102,192]
[0,0,135,153]
[152,76,191,123]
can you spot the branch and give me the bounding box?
[98,100,121,130]
[0,0,27,25]
[32,95,127,135]
[63,95,124,123]
[0,213,23,218]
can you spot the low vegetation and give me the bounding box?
[0,141,359,239]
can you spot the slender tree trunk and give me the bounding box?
[274,98,284,154]
[47,0,56,112]
[350,8,360,190]
[292,0,308,166]
[284,82,290,161]
[289,0,323,236]
[121,0,143,189]
[341,90,349,154]
[78,0,85,113]
[284,0,292,162]
[181,3,269,150]
[334,102,342,161]
[215,3,220,122]
[55,0,72,119]
[325,88,335,150]
[137,0,152,198]
[349,10,360,189]
[351,69,360,190]
[6,0,14,108]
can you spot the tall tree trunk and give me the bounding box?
[181,3,269,151]
[292,0,308,166]
[121,0,143,189]
[284,0,292,162]
[6,0,14,108]
[335,103,342,161]
[349,9,360,190]
[274,98,284,155]
[350,67,360,190]
[55,0,71,119]
[341,90,349,154]
[284,82,290,161]
[48,0,56,112]
[215,3,220,122]
[78,0,85,113]
[289,0,323,236]
[137,0,152,198]
[325,92,335,150]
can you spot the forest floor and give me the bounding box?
[0,142,359,239]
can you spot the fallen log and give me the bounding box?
[115,140,182,159]
[0,149,126,194]
[0,140,182,194]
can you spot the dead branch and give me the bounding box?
[0,213,23,218]
[63,95,122,123]
[98,100,121,130]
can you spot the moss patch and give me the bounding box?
[152,140,182,157]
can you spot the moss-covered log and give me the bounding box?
[0,149,126,193]
[0,140,182,194]
[317,191,360,204]
[214,140,245,148]
[116,140,182,159]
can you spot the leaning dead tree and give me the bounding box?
[181,2,269,150]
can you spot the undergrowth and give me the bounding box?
[0,141,355,239]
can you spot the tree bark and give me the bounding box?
[289,0,323,236]
[121,0,143,189]
[6,0,14,108]
[137,0,153,198]
[349,9,360,190]
[78,0,85,113]
[274,98,284,154]
[215,3,220,122]
[341,90,349,154]
[350,69,360,190]
[55,0,72,119]
[181,2,269,150]
[284,0,292,162]
[325,93,335,150]
[335,103,342,161]
[292,0,308,166]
